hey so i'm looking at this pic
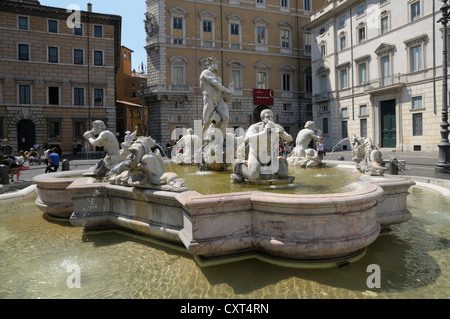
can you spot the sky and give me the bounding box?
[39,0,147,73]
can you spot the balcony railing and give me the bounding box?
[143,84,193,95]
[363,74,407,93]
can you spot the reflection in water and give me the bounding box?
[0,185,449,299]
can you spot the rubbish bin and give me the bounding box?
[62,159,70,171]
[0,164,9,184]
[389,158,398,175]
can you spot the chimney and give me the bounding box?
[87,3,92,12]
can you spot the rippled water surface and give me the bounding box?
[0,185,449,299]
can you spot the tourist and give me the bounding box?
[28,148,39,165]
[2,155,19,182]
[16,150,30,180]
[73,140,78,156]
[45,148,60,173]
[317,136,325,160]
[0,139,14,157]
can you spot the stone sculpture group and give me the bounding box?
[84,57,389,191]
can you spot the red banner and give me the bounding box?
[253,89,274,105]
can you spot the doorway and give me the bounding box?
[17,119,35,152]
[380,99,396,148]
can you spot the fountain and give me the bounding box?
[30,58,415,268]
[32,131,414,267]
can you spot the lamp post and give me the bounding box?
[140,82,145,136]
[436,0,450,173]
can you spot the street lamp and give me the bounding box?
[436,0,450,173]
[140,82,145,136]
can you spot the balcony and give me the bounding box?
[313,92,330,103]
[143,84,194,96]
[364,74,407,95]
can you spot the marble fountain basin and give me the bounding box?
[32,169,415,266]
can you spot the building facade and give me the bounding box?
[116,46,147,141]
[307,0,444,153]
[0,0,121,154]
[143,0,323,147]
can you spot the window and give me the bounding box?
[338,15,346,28]
[320,75,327,98]
[411,1,420,22]
[19,85,31,104]
[48,47,58,63]
[413,113,423,136]
[340,69,348,89]
[381,55,391,86]
[232,101,242,110]
[342,121,348,138]
[74,49,83,64]
[281,0,289,9]
[256,26,266,45]
[322,118,329,134]
[360,104,368,116]
[94,89,104,106]
[18,44,29,61]
[410,46,422,72]
[48,87,59,105]
[306,75,312,92]
[360,119,367,137]
[358,63,367,85]
[281,30,290,48]
[283,104,292,111]
[320,43,326,57]
[74,120,85,139]
[381,15,389,34]
[341,108,348,118]
[18,16,29,30]
[174,101,184,109]
[412,96,423,109]
[282,73,291,92]
[358,26,366,43]
[94,25,103,37]
[202,20,213,47]
[48,20,58,33]
[173,17,183,44]
[257,71,267,89]
[357,5,365,17]
[94,51,103,66]
[74,24,83,36]
[230,23,240,49]
[304,0,311,11]
[173,67,184,85]
[48,120,61,138]
[339,35,346,51]
[74,88,84,106]
[231,69,242,89]
[304,32,311,51]
[129,110,133,118]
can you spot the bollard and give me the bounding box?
[389,158,398,175]
[0,164,9,185]
[62,159,70,171]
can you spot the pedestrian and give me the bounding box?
[43,148,51,166]
[28,147,38,165]
[16,150,30,180]
[45,148,60,173]
[73,140,78,156]
[2,155,19,182]
[0,139,14,157]
[317,136,325,160]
